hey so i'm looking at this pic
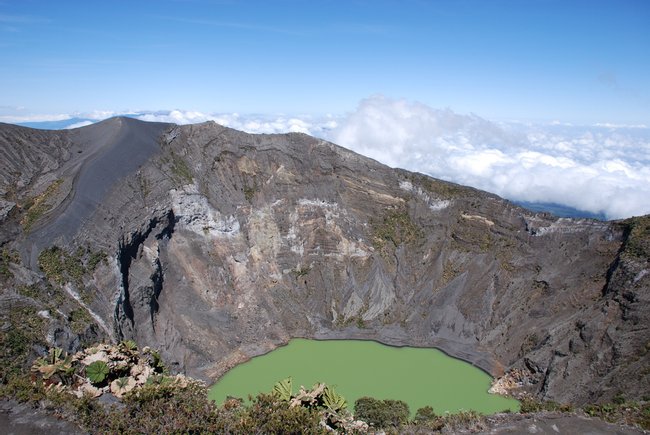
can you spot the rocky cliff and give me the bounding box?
[1,117,648,405]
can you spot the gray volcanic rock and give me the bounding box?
[0,118,648,407]
[478,412,647,434]
[0,400,85,435]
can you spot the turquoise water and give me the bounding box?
[208,339,519,415]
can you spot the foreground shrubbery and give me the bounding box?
[2,341,649,433]
[582,400,650,430]
[520,397,650,431]
[3,343,363,433]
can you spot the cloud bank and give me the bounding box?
[328,96,650,220]
[135,110,338,136]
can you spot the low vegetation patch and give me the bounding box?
[519,396,650,431]
[0,306,47,380]
[0,248,19,279]
[451,218,494,253]
[20,179,63,232]
[168,152,194,184]
[583,400,650,430]
[409,173,470,199]
[619,215,650,260]
[440,259,462,288]
[38,245,107,287]
[370,207,421,257]
[292,265,311,278]
[243,183,257,202]
[69,308,93,333]
[519,397,574,413]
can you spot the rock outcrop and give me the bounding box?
[0,118,648,405]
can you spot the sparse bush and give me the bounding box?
[436,410,485,432]
[87,250,107,271]
[243,184,257,202]
[38,245,107,300]
[354,396,410,429]
[583,400,650,430]
[38,246,66,284]
[519,397,573,413]
[0,248,19,279]
[168,152,193,184]
[21,179,63,231]
[69,308,92,333]
[0,306,47,379]
[0,374,47,403]
[619,216,650,259]
[371,208,420,256]
[414,405,437,423]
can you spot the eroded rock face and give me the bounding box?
[1,118,648,405]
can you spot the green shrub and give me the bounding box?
[0,248,19,279]
[87,250,107,271]
[69,308,92,333]
[371,208,420,256]
[322,385,347,413]
[244,393,326,434]
[354,396,410,429]
[82,382,226,434]
[272,376,292,402]
[414,405,437,423]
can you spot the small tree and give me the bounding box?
[354,396,410,429]
[413,405,444,429]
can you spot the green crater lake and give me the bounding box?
[208,339,519,415]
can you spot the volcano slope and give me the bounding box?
[0,117,648,407]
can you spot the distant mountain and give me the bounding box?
[16,117,96,130]
[15,114,141,130]
[515,201,607,220]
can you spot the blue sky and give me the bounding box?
[1,0,649,124]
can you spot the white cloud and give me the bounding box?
[0,113,72,123]
[593,122,648,129]
[134,110,339,136]
[0,109,123,124]
[80,110,120,120]
[328,96,650,220]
